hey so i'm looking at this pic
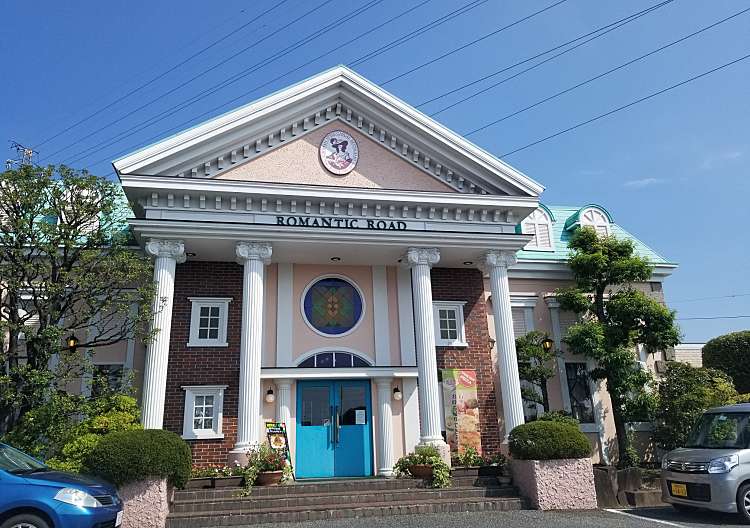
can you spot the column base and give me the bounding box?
[419,439,451,467]
[378,468,395,478]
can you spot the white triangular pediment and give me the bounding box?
[113,66,543,197]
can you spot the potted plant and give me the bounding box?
[237,444,290,495]
[394,445,451,488]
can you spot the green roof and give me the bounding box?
[516,205,675,266]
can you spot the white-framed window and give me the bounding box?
[181,385,227,440]
[433,301,467,347]
[521,208,554,250]
[580,207,610,236]
[187,297,232,347]
[564,363,596,426]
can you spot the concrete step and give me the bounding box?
[171,485,518,514]
[166,496,524,527]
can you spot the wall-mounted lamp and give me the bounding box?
[541,336,555,352]
[488,337,496,349]
[66,334,79,352]
[265,387,275,404]
[392,387,402,401]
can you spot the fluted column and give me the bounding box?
[230,242,272,462]
[375,378,395,477]
[141,239,185,429]
[405,248,447,457]
[485,250,525,439]
[275,379,293,430]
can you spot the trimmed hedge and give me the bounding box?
[84,429,191,488]
[509,421,591,460]
[703,331,750,393]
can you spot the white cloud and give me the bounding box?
[623,178,665,189]
[700,149,743,170]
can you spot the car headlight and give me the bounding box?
[707,454,739,474]
[661,458,670,470]
[54,487,101,508]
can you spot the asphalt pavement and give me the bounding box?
[237,507,747,528]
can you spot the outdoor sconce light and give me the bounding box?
[66,334,79,352]
[541,336,555,352]
[392,387,402,401]
[488,337,496,349]
[265,388,275,404]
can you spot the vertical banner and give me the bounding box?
[441,369,482,455]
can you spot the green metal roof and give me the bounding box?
[516,205,675,265]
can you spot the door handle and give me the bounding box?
[334,406,340,445]
[330,405,335,447]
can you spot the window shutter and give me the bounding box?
[511,307,527,337]
[536,223,551,247]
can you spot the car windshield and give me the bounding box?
[0,444,48,474]
[685,412,750,449]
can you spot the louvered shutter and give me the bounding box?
[512,307,527,337]
[536,223,551,247]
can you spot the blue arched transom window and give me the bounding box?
[298,352,372,368]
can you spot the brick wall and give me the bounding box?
[164,261,243,466]
[431,267,501,456]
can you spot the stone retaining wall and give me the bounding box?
[511,458,597,510]
[119,478,170,528]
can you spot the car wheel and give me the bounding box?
[738,483,750,525]
[0,513,51,528]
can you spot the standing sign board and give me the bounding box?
[265,421,293,477]
[441,369,482,455]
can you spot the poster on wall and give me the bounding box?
[441,369,482,455]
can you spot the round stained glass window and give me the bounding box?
[302,276,364,336]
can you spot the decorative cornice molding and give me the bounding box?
[405,247,440,268]
[484,250,517,270]
[235,241,273,264]
[145,239,186,263]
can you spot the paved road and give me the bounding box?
[239,507,746,528]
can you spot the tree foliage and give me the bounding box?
[0,164,154,435]
[702,330,750,393]
[557,227,680,467]
[653,362,737,451]
[515,330,557,412]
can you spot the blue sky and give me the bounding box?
[2,0,748,342]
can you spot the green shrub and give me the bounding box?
[536,410,580,428]
[703,331,750,393]
[394,445,451,488]
[85,429,191,488]
[453,446,484,467]
[653,362,737,451]
[508,421,591,460]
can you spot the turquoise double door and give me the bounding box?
[296,380,373,478]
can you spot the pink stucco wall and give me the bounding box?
[216,122,456,192]
[119,478,170,528]
[511,458,597,510]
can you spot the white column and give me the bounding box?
[141,239,185,429]
[231,241,272,461]
[405,248,448,458]
[485,250,525,440]
[375,378,395,477]
[275,378,293,430]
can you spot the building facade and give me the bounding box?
[110,67,676,476]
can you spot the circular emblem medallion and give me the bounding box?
[302,276,364,336]
[320,130,359,175]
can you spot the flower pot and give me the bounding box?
[255,470,284,486]
[184,477,213,490]
[213,476,244,488]
[409,464,434,480]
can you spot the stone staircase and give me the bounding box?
[166,468,525,527]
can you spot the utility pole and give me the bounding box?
[5,140,37,169]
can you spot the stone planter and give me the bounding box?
[119,478,170,528]
[255,470,283,486]
[213,476,244,488]
[184,477,213,490]
[409,464,434,480]
[511,458,597,510]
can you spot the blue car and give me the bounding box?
[0,443,123,528]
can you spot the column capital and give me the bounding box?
[484,250,517,270]
[543,294,560,309]
[374,377,394,388]
[275,378,293,389]
[236,241,272,264]
[145,239,186,263]
[404,247,440,268]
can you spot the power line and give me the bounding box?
[678,315,750,321]
[443,6,750,126]
[380,0,570,84]
[671,293,750,304]
[43,0,337,163]
[68,0,491,168]
[34,0,292,149]
[416,0,674,109]
[469,52,750,154]
[430,1,680,116]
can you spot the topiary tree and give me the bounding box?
[515,330,557,413]
[556,227,680,468]
[508,421,591,460]
[702,330,750,393]
[653,362,737,451]
[85,429,192,489]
